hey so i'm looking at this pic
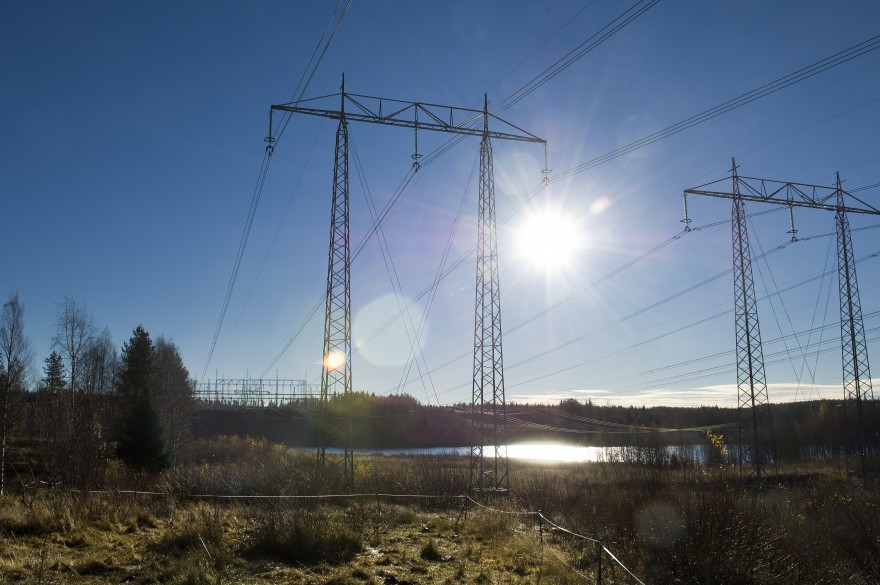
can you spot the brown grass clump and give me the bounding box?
[247,505,363,565]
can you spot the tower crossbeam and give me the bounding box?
[271,92,546,144]
[684,176,880,218]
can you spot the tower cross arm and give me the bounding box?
[684,175,880,216]
[271,92,545,144]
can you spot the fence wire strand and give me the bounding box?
[60,487,646,583]
[544,542,594,582]
[467,495,646,584]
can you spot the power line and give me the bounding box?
[488,1,597,94]
[396,154,479,401]
[496,0,664,113]
[201,151,272,381]
[258,161,424,379]
[388,212,786,396]
[751,221,819,397]
[202,3,352,380]
[251,1,662,376]
[219,121,327,363]
[414,0,661,172]
[551,34,880,182]
[274,0,353,145]
[408,247,879,403]
[434,241,880,399]
[350,131,442,406]
[250,10,880,399]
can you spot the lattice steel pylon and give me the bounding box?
[316,84,354,488]
[835,172,874,488]
[470,96,509,494]
[269,83,545,492]
[684,162,880,484]
[729,160,771,479]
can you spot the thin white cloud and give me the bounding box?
[510,379,879,408]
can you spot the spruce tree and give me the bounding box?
[116,325,154,401]
[114,326,171,471]
[42,351,66,392]
[116,395,171,472]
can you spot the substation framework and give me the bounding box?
[683,159,878,484]
[269,78,546,491]
[194,378,320,407]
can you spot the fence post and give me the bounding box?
[596,538,604,585]
[455,493,469,531]
[538,511,544,544]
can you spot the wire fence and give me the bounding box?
[464,494,646,584]
[46,485,648,584]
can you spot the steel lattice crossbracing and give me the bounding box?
[318,111,354,488]
[730,169,771,480]
[470,120,509,494]
[835,174,874,487]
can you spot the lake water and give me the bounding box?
[328,442,631,463]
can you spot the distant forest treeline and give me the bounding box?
[192,392,879,460]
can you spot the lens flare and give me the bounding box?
[322,350,346,371]
[353,294,425,368]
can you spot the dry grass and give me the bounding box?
[512,461,880,584]
[1,439,878,584]
[0,491,561,584]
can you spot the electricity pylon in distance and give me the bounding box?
[684,162,879,485]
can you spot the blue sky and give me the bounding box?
[3,1,879,407]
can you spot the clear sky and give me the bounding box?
[3,1,879,408]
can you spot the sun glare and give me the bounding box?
[513,207,583,273]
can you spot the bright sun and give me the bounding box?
[513,207,583,273]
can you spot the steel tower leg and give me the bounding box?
[318,90,354,490]
[470,95,509,494]
[835,173,874,488]
[731,160,770,480]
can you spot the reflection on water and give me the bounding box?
[322,443,617,463]
[506,443,604,462]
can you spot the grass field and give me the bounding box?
[1,436,878,584]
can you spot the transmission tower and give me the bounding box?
[470,95,509,493]
[835,173,875,488]
[728,160,771,479]
[269,81,545,491]
[684,162,879,484]
[315,85,354,485]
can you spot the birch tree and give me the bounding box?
[53,296,95,394]
[43,297,106,488]
[0,292,34,494]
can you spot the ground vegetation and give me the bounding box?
[0,435,878,584]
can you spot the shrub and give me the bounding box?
[248,504,362,564]
[420,537,442,561]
